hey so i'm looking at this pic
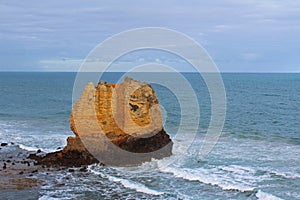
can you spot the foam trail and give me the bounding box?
[159,166,255,192]
[89,166,164,196]
[39,196,66,200]
[106,175,164,196]
[18,144,57,153]
[258,167,300,179]
[18,144,42,152]
[256,190,284,200]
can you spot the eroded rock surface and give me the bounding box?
[32,77,173,167]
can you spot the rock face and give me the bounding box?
[32,77,173,167]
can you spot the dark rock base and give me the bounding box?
[30,129,173,167]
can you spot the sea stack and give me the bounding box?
[31,77,173,166]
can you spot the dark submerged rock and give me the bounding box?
[1,143,8,147]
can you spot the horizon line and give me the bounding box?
[0,71,299,74]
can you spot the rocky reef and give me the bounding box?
[30,77,173,167]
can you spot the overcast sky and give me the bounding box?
[0,0,300,72]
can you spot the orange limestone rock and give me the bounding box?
[31,77,173,167]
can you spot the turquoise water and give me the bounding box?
[0,72,299,199]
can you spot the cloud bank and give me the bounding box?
[0,0,299,72]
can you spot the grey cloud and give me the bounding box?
[0,0,299,72]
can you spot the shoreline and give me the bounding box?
[0,142,43,191]
[0,142,87,193]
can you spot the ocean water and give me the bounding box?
[0,72,299,200]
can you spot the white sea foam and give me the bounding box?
[273,171,300,179]
[18,144,57,153]
[39,182,80,200]
[106,175,164,196]
[39,190,79,200]
[218,165,300,181]
[259,167,300,179]
[218,165,256,174]
[18,144,42,152]
[158,165,255,192]
[39,196,65,200]
[256,190,284,200]
[88,166,164,196]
